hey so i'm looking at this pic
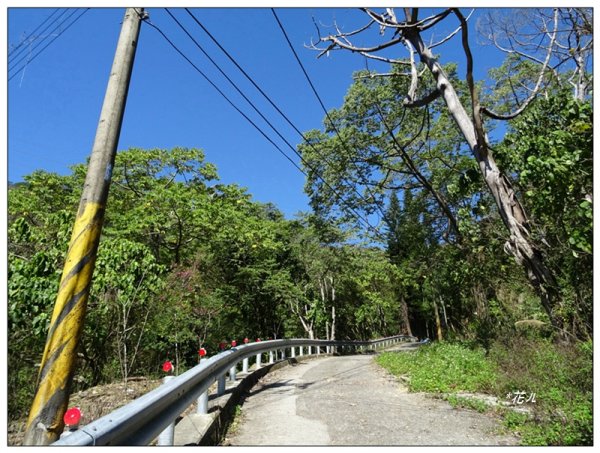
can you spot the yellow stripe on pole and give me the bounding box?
[25,202,104,442]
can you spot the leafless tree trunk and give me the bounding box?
[318,275,337,340]
[440,296,448,328]
[331,305,336,341]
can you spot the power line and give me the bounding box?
[181,8,386,238]
[8,8,67,64]
[143,18,305,177]
[8,9,62,59]
[164,10,307,175]
[271,8,391,226]
[144,17,382,238]
[165,9,375,228]
[8,8,74,68]
[166,9,382,237]
[146,17,377,236]
[9,9,90,82]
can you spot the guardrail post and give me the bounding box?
[242,357,249,373]
[256,352,262,369]
[196,359,209,414]
[157,376,175,446]
[281,348,286,360]
[316,346,320,355]
[269,350,274,364]
[308,346,312,355]
[229,363,237,381]
[217,374,226,396]
[197,388,208,415]
[299,346,304,357]
[291,347,296,358]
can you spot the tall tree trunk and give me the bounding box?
[292,301,315,339]
[331,305,336,341]
[405,28,562,331]
[433,299,443,341]
[400,296,413,336]
[330,278,336,341]
[440,296,448,328]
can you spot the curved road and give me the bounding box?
[223,350,518,446]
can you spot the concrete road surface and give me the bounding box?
[223,352,518,446]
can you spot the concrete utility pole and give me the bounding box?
[23,8,146,445]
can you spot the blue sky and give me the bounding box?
[7,4,517,220]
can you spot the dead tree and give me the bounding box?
[310,7,575,333]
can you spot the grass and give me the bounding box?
[489,338,593,446]
[376,339,593,446]
[376,342,497,393]
[228,405,244,432]
[445,394,491,413]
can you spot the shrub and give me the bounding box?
[490,338,593,445]
[376,342,497,393]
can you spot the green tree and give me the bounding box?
[498,90,593,338]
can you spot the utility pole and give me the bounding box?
[23,8,146,445]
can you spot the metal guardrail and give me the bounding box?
[53,335,415,446]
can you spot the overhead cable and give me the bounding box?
[182,8,386,238]
[9,9,90,81]
[144,16,382,237]
[271,8,392,225]
[8,8,62,60]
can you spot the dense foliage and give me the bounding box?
[7,147,404,418]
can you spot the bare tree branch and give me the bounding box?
[429,9,474,49]
[405,39,420,102]
[453,8,486,152]
[375,103,460,238]
[481,8,559,120]
[315,33,406,58]
[353,72,411,80]
[403,89,441,108]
